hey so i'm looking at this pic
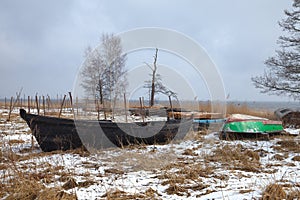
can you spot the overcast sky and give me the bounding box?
[0,0,294,101]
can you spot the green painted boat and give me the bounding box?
[220,119,283,140]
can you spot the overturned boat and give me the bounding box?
[274,108,300,128]
[220,114,283,140]
[20,109,192,152]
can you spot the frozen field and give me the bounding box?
[0,108,300,199]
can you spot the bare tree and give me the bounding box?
[252,1,300,100]
[80,33,127,113]
[81,46,105,103]
[144,48,177,106]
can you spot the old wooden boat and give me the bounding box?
[220,117,283,140]
[20,109,192,152]
[193,118,226,130]
[274,108,300,128]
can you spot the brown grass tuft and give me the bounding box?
[8,139,25,145]
[292,155,300,161]
[275,139,300,153]
[182,148,198,156]
[261,183,286,200]
[287,189,300,200]
[144,187,161,198]
[62,178,78,190]
[5,178,77,200]
[102,189,145,200]
[272,154,286,161]
[165,183,187,196]
[207,144,261,172]
[104,168,124,175]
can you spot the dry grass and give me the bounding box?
[292,155,300,161]
[158,161,211,197]
[98,148,178,172]
[3,174,77,200]
[274,139,300,153]
[261,183,286,200]
[8,139,25,145]
[194,101,275,118]
[287,189,300,200]
[102,188,160,200]
[226,102,275,119]
[206,144,261,172]
[0,143,80,199]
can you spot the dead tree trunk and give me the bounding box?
[150,48,158,107]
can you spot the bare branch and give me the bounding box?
[252,1,300,100]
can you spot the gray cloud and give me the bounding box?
[0,0,293,101]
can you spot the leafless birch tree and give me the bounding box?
[80,33,127,114]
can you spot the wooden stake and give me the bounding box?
[7,89,23,120]
[28,96,30,113]
[76,96,78,116]
[139,97,145,123]
[8,97,13,121]
[68,92,75,119]
[46,95,50,112]
[58,94,66,118]
[42,96,46,115]
[35,95,39,115]
[124,93,128,122]
[168,95,174,120]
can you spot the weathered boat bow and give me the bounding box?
[20,109,84,152]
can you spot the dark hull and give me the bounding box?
[219,130,283,140]
[20,109,192,152]
[219,131,269,140]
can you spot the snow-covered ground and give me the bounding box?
[0,108,300,199]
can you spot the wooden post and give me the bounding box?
[58,94,66,118]
[39,96,41,111]
[46,95,50,112]
[68,92,75,119]
[76,96,79,116]
[168,95,174,120]
[28,96,30,113]
[7,97,13,121]
[35,95,39,115]
[139,97,145,123]
[42,96,46,115]
[57,94,59,109]
[124,93,128,122]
